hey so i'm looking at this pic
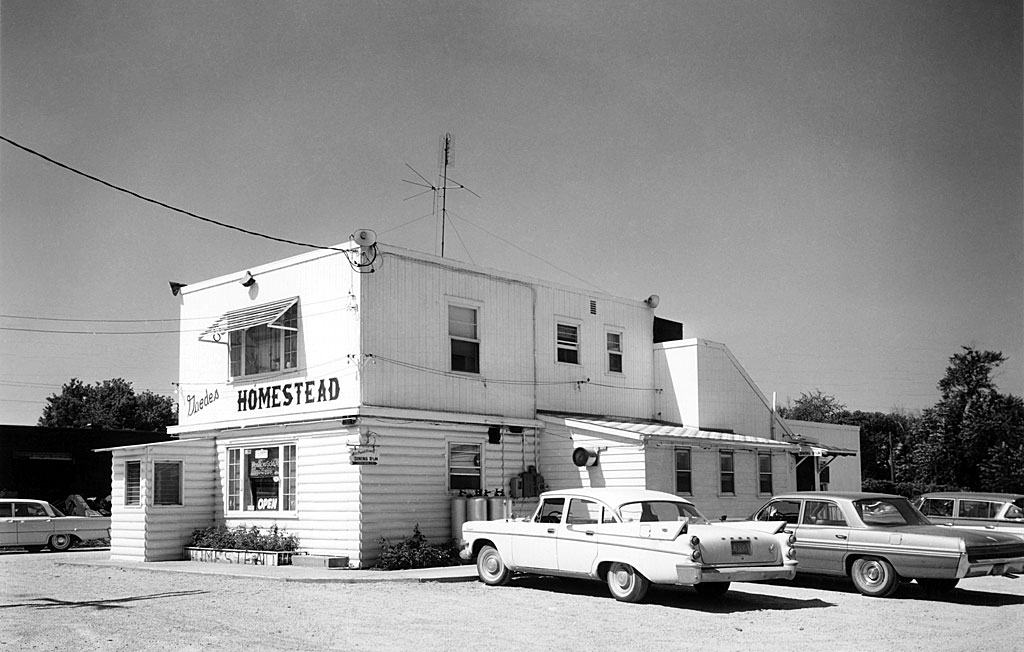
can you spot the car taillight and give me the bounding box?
[786,547,797,559]
[787,533,797,546]
[690,535,701,546]
[691,549,702,561]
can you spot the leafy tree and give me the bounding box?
[38,378,177,431]
[779,389,849,424]
[908,347,1024,492]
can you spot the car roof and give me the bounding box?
[540,487,694,506]
[917,491,1024,501]
[769,491,906,501]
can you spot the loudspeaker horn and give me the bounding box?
[351,229,377,247]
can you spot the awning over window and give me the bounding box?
[199,297,298,342]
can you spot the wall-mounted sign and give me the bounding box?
[236,377,341,413]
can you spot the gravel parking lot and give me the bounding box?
[3,549,1023,652]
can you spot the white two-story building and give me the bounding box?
[106,237,856,565]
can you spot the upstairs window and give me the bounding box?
[199,297,299,379]
[606,331,623,373]
[229,305,298,377]
[556,323,580,364]
[449,305,480,373]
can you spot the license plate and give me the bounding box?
[731,540,751,556]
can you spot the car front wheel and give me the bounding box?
[47,533,74,552]
[606,562,650,603]
[476,545,510,586]
[850,557,899,597]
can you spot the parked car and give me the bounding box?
[750,491,1024,597]
[0,499,111,552]
[913,492,1024,541]
[460,487,797,603]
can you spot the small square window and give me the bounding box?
[153,461,182,506]
[449,442,482,492]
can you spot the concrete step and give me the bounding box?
[291,555,350,569]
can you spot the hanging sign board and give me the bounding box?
[349,447,379,465]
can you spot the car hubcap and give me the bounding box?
[483,555,499,575]
[612,568,631,589]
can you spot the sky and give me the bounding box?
[1,1,1021,426]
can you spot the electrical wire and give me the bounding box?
[0,135,346,253]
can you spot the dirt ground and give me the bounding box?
[2,549,1023,652]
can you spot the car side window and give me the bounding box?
[535,498,565,524]
[0,503,11,517]
[566,499,601,525]
[960,500,998,519]
[802,501,847,526]
[15,503,47,517]
[919,499,954,518]
[757,500,801,525]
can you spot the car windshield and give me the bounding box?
[619,500,709,524]
[854,497,930,527]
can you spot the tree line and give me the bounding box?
[779,347,1024,495]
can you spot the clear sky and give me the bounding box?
[1,1,1021,426]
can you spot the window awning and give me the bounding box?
[199,297,298,342]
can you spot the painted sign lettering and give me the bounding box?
[186,388,220,417]
[236,377,341,412]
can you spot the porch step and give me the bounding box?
[291,555,350,569]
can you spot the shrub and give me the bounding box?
[190,524,299,551]
[376,524,461,570]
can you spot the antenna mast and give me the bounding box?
[439,133,452,257]
[402,134,479,258]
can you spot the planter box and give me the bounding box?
[184,547,300,566]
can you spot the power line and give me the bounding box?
[0,134,346,253]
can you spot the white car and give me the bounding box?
[460,488,797,602]
[0,499,111,552]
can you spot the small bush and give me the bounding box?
[190,524,299,551]
[376,524,460,570]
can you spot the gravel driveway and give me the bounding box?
[3,550,1023,652]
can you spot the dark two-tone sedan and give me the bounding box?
[750,491,1024,597]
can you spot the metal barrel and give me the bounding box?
[451,495,468,539]
[467,495,488,522]
[487,495,511,520]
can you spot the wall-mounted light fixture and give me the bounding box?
[644,294,660,308]
[240,271,256,287]
[169,281,188,296]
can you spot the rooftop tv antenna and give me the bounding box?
[403,133,479,257]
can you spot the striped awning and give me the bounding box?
[198,297,298,342]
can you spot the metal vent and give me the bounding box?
[589,300,597,315]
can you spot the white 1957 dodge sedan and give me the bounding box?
[460,488,797,602]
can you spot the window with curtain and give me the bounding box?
[226,444,297,512]
[153,461,182,506]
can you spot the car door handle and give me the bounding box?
[547,528,555,534]
[835,534,848,540]
[585,530,595,536]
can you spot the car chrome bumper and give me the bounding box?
[960,558,1024,578]
[676,561,798,585]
